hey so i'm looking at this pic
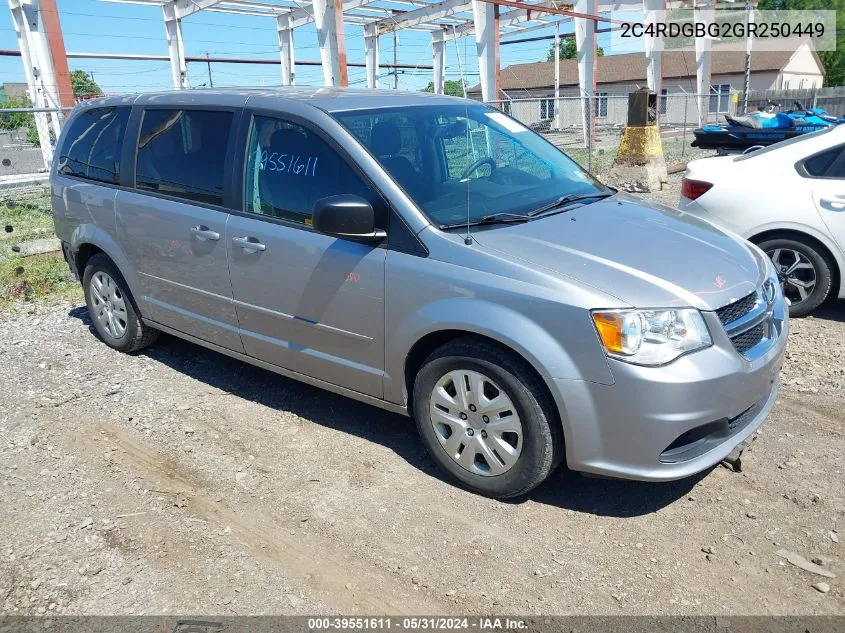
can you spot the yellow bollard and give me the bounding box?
[608,123,669,193]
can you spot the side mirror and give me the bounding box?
[312,194,386,242]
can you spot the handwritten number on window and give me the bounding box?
[259,149,318,177]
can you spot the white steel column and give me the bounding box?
[472,0,497,103]
[277,14,295,86]
[553,21,560,129]
[694,1,714,126]
[575,0,596,148]
[432,30,446,94]
[313,0,349,87]
[643,0,665,95]
[162,2,189,89]
[364,23,379,88]
[8,0,53,166]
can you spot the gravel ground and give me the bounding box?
[1,178,843,616]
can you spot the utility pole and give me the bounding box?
[206,52,213,88]
[554,21,560,129]
[742,3,753,113]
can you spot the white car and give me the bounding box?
[680,125,845,316]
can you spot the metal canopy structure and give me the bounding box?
[99,0,597,91]
[8,0,748,154]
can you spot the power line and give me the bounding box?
[0,49,433,70]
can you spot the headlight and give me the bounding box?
[591,308,712,366]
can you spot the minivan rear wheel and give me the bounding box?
[412,337,562,498]
[82,254,159,353]
[758,237,833,317]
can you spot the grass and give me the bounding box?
[0,186,73,307]
[0,186,54,247]
[0,252,80,308]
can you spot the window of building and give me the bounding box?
[709,84,731,114]
[244,115,376,225]
[57,107,130,184]
[659,88,668,115]
[501,100,512,116]
[135,109,233,206]
[595,92,608,118]
[539,98,554,120]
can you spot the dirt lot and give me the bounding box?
[1,179,844,616]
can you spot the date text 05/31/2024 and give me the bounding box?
[307,618,528,631]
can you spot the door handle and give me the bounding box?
[232,235,266,252]
[821,198,845,211]
[190,225,220,241]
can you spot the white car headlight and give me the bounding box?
[591,308,713,366]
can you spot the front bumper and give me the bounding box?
[553,295,788,481]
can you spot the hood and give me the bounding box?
[471,195,768,311]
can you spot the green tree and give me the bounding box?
[547,38,604,61]
[757,0,845,87]
[70,70,102,98]
[422,79,466,97]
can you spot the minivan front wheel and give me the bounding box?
[82,254,159,353]
[413,338,562,498]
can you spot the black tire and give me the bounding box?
[758,237,834,317]
[82,254,159,353]
[412,337,563,499]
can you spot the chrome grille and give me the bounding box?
[716,286,777,358]
[716,292,759,326]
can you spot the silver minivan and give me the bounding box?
[51,88,788,498]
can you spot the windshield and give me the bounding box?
[332,103,609,228]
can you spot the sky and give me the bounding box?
[0,0,634,96]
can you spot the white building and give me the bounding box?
[470,40,826,127]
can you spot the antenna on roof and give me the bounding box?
[452,26,469,99]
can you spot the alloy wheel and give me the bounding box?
[428,369,523,476]
[90,271,128,339]
[767,248,817,305]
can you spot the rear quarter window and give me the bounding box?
[57,106,130,184]
[801,145,845,179]
[135,109,233,206]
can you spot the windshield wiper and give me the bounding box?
[439,212,531,230]
[527,191,614,218]
[438,193,613,230]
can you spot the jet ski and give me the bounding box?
[692,101,844,153]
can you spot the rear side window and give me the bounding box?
[135,109,233,206]
[802,146,845,179]
[57,106,129,184]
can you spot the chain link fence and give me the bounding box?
[0,96,732,185]
[743,87,845,118]
[0,94,732,246]
[489,92,730,177]
[0,106,64,188]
